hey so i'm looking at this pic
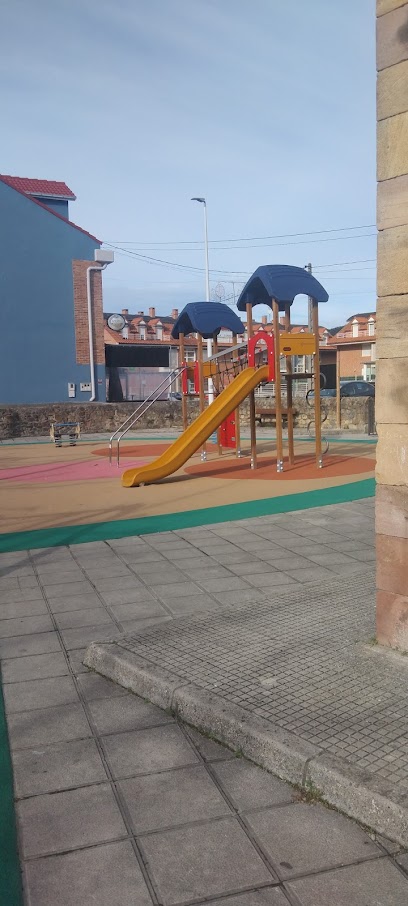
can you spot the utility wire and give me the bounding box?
[106,223,376,246]
[105,232,376,252]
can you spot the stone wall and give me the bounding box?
[376,0,408,648]
[0,397,373,440]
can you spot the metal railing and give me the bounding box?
[109,366,186,465]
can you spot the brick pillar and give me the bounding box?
[376,0,408,648]
[72,260,105,366]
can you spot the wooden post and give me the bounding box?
[246,303,257,469]
[336,347,341,429]
[312,301,323,467]
[233,334,241,457]
[179,332,188,432]
[213,333,222,455]
[284,303,295,465]
[197,334,207,461]
[272,299,284,472]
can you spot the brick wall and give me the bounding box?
[73,261,105,366]
[376,0,408,648]
[338,346,366,380]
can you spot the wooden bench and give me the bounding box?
[255,407,296,426]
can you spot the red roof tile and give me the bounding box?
[0,175,100,243]
[0,175,76,199]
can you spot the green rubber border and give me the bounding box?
[0,478,375,553]
[0,673,23,905]
[0,435,377,447]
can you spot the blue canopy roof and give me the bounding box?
[237,265,329,312]
[171,302,245,340]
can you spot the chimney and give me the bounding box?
[261,315,268,325]
[122,308,129,316]
[149,306,155,318]
[172,308,179,320]
[137,310,144,316]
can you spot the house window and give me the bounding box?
[156,322,163,341]
[363,363,376,381]
[362,345,371,357]
[139,322,146,340]
[185,349,196,362]
[368,319,375,336]
[352,320,359,338]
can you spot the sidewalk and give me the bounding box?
[2,498,408,904]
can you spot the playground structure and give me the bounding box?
[115,265,329,488]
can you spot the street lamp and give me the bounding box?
[191,196,213,403]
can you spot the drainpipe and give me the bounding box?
[86,263,107,401]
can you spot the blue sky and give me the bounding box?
[1,0,376,327]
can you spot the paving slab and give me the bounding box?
[12,737,107,797]
[0,615,54,638]
[246,801,381,878]
[0,599,48,619]
[208,892,290,906]
[23,840,153,906]
[212,759,295,811]
[17,783,127,858]
[119,763,232,833]
[0,630,61,659]
[88,693,173,735]
[3,674,78,713]
[102,723,200,779]
[2,651,69,683]
[287,858,408,905]
[7,701,91,749]
[139,817,275,904]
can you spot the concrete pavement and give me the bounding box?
[2,497,408,903]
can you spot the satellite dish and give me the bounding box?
[214,283,225,301]
[107,314,126,331]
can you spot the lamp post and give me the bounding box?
[191,196,213,403]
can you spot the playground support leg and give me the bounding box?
[212,334,223,456]
[336,348,341,430]
[284,304,295,465]
[233,334,242,457]
[246,304,257,470]
[272,298,284,472]
[179,332,188,433]
[197,334,207,462]
[312,301,323,468]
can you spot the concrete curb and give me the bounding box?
[84,640,408,847]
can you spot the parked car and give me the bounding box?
[168,391,182,401]
[340,381,375,397]
[307,388,336,398]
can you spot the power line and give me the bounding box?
[104,232,376,252]
[105,223,376,246]
[104,243,252,277]
[105,236,376,281]
[312,258,376,270]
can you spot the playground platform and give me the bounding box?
[0,430,375,552]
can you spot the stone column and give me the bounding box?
[376,0,408,647]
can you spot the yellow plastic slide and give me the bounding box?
[122,364,269,487]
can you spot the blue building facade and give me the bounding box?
[0,177,106,403]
